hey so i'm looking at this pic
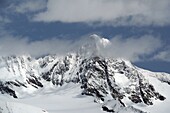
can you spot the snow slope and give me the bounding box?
[0,83,105,113]
[0,101,48,113]
[0,35,170,113]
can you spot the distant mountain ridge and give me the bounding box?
[0,35,170,113]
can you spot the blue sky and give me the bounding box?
[0,0,170,73]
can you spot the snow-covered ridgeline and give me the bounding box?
[0,35,170,113]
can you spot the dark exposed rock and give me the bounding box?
[15,80,27,88]
[27,76,43,88]
[41,56,72,85]
[75,56,167,112]
[5,81,20,87]
[42,72,51,81]
[0,81,17,98]
[102,106,114,112]
[0,54,168,113]
[129,95,142,103]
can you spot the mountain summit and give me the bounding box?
[0,35,170,113]
[79,34,111,58]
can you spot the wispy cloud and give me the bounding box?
[8,0,47,14]
[0,33,162,62]
[96,35,162,61]
[0,35,72,57]
[153,47,170,62]
[32,0,170,26]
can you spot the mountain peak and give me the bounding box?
[78,34,111,58]
[0,35,170,113]
[89,34,111,47]
[0,48,170,113]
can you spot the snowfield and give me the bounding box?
[1,79,170,113]
[0,35,170,113]
[0,83,105,113]
[0,101,48,113]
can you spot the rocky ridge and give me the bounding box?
[0,35,170,113]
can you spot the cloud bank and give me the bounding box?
[10,0,47,14]
[0,35,72,57]
[153,47,170,62]
[0,34,162,62]
[32,0,170,26]
[101,35,162,61]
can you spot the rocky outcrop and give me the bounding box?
[0,81,17,98]
[0,54,169,113]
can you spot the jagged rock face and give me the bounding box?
[0,56,43,98]
[0,81,17,98]
[1,35,170,113]
[40,54,80,85]
[75,56,166,112]
[0,54,169,112]
[38,55,168,112]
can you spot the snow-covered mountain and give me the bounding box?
[0,34,170,113]
[0,101,48,113]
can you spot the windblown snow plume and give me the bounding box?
[0,34,161,61]
[0,35,169,113]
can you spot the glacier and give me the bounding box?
[0,35,170,113]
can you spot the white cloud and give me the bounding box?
[32,0,170,26]
[97,35,162,61]
[0,35,72,57]
[153,48,170,62]
[0,34,162,62]
[12,0,46,13]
